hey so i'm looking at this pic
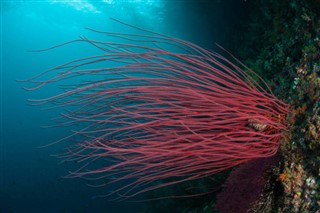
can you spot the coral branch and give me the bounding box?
[25,22,289,199]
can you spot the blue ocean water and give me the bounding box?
[0,1,248,212]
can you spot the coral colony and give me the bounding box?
[25,21,289,199]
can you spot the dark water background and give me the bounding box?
[1,1,249,212]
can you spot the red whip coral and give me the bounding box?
[25,21,289,199]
